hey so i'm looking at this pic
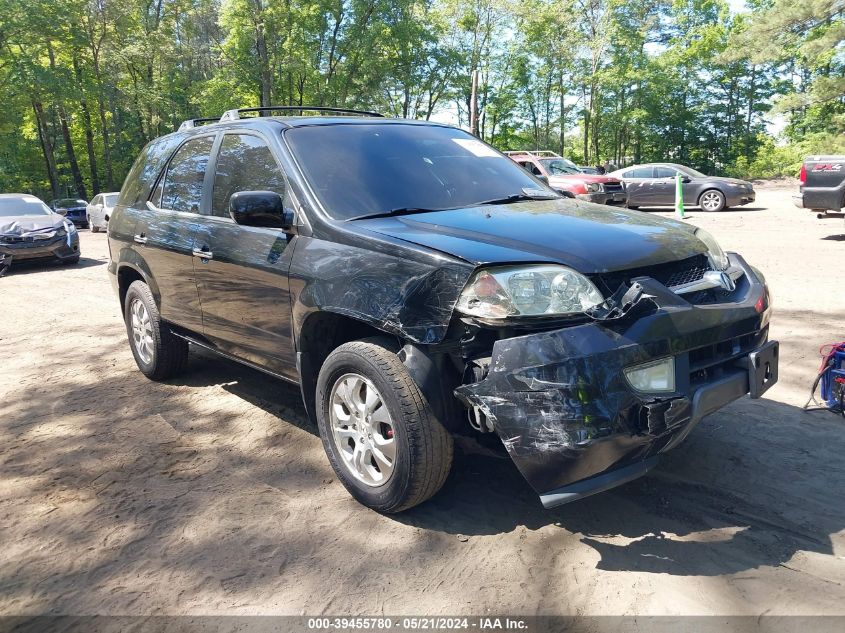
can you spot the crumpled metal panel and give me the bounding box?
[289,235,473,344]
[0,216,64,237]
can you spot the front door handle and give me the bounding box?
[134,233,147,245]
[192,247,213,260]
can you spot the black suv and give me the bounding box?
[108,106,779,512]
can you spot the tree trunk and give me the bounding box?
[58,105,88,200]
[73,57,100,195]
[32,101,60,199]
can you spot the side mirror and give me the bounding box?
[681,176,692,184]
[56,208,67,216]
[229,191,294,229]
[536,174,549,184]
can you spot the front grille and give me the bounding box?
[0,232,62,245]
[666,266,709,288]
[595,254,711,295]
[603,182,624,193]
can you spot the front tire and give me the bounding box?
[123,280,189,380]
[699,189,726,212]
[316,338,453,513]
[90,217,100,233]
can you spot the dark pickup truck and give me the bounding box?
[794,156,845,214]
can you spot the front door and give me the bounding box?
[192,132,298,379]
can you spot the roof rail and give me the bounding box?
[219,106,384,122]
[503,150,562,158]
[177,117,220,132]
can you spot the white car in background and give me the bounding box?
[86,192,119,233]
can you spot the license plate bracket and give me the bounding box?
[746,340,779,398]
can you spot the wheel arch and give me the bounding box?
[296,311,397,425]
[295,311,461,432]
[116,260,160,314]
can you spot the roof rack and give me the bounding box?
[502,150,562,158]
[177,117,220,132]
[219,106,384,122]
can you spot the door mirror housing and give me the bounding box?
[681,176,692,184]
[229,191,294,229]
[536,174,549,184]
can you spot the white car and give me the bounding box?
[86,192,119,233]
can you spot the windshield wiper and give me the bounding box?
[347,207,447,221]
[475,188,560,206]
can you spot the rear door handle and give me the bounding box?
[134,233,147,245]
[192,247,213,260]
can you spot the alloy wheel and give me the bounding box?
[700,191,723,211]
[328,372,396,487]
[130,298,154,364]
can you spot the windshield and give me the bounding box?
[540,158,581,175]
[103,194,118,206]
[677,165,707,178]
[54,198,86,207]
[0,198,53,217]
[285,124,544,220]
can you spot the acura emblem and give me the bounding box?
[703,270,736,292]
[718,272,736,291]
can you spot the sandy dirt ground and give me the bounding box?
[1,185,844,617]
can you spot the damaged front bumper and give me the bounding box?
[455,253,777,509]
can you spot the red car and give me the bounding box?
[504,151,627,206]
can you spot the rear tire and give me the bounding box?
[123,280,189,380]
[316,337,453,513]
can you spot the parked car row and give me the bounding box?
[504,151,756,212]
[504,151,628,205]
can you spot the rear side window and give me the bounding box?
[211,134,286,217]
[654,166,677,178]
[158,136,215,213]
[118,135,184,207]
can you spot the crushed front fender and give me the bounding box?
[455,254,775,507]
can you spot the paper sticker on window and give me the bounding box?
[452,138,500,158]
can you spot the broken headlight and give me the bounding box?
[694,228,729,271]
[455,265,604,319]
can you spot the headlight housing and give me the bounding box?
[584,183,601,193]
[63,220,77,234]
[694,228,729,271]
[455,265,605,319]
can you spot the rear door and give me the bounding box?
[622,167,654,206]
[192,131,298,379]
[139,134,215,333]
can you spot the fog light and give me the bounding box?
[624,357,676,393]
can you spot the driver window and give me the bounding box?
[212,134,287,218]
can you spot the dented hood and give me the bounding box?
[0,213,65,236]
[355,199,707,273]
